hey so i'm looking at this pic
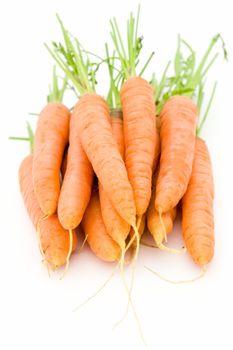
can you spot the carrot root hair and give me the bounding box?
[114,217,146,347]
[60,228,73,280]
[73,263,119,312]
[145,265,207,284]
[157,243,186,255]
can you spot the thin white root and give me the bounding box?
[114,219,147,347]
[60,229,73,280]
[76,234,88,254]
[145,265,207,284]
[73,264,119,312]
[42,258,51,278]
[157,243,186,255]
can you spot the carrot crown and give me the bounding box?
[45,14,96,96]
[153,34,227,135]
[110,5,154,79]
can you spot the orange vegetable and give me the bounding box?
[19,155,77,269]
[121,77,156,216]
[58,112,93,230]
[182,138,214,265]
[155,96,197,213]
[75,93,136,227]
[33,102,70,215]
[99,112,130,249]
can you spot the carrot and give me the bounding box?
[33,67,69,216]
[155,35,226,266]
[182,138,214,265]
[19,155,77,269]
[111,8,156,216]
[99,112,130,249]
[58,115,94,230]
[47,16,136,228]
[154,95,197,214]
[82,190,121,262]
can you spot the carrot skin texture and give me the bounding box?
[121,77,156,215]
[58,112,94,230]
[33,102,70,215]
[182,138,214,265]
[19,155,77,268]
[82,191,121,262]
[155,96,197,212]
[75,93,136,226]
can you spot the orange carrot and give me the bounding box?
[82,190,121,262]
[121,76,156,215]
[155,96,197,213]
[99,111,130,249]
[75,94,136,227]
[182,138,214,265]
[58,112,94,230]
[33,102,70,215]
[19,155,77,269]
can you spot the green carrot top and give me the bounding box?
[45,14,98,97]
[153,34,227,135]
[110,5,154,80]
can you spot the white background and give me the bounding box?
[1,0,233,349]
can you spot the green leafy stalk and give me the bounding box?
[157,33,227,131]
[110,5,153,79]
[105,43,122,109]
[47,65,67,103]
[45,14,96,96]
[9,121,34,154]
[197,82,217,136]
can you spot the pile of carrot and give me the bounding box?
[15,7,226,276]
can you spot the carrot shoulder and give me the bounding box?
[182,138,214,265]
[19,155,77,268]
[75,93,136,226]
[33,102,70,215]
[155,95,197,213]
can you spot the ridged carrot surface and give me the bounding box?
[182,138,214,265]
[99,112,130,249]
[19,155,77,268]
[58,112,93,230]
[120,76,156,215]
[75,93,136,226]
[155,95,197,213]
[33,102,70,215]
[82,190,121,262]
